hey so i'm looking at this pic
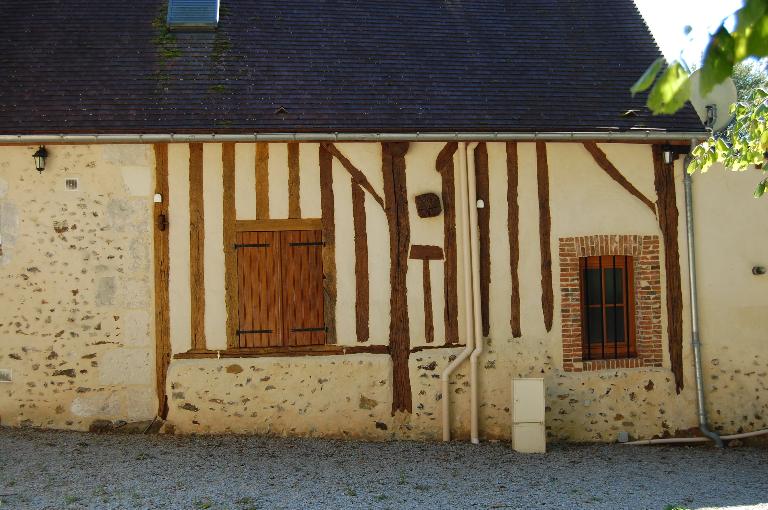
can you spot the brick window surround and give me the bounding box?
[560,235,663,372]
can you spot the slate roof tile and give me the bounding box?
[0,0,704,134]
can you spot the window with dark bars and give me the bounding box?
[579,255,636,360]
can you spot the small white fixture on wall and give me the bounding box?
[0,368,11,383]
[511,378,546,453]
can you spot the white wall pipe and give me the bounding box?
[465,142,484,445]
[622,428,768,446]
[0,131,708,144]
[441,142,475,442]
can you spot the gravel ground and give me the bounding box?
[0,428,765,510]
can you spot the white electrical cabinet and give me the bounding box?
[511,378,546,453]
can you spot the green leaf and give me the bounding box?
[631,57,665,95]
[734,0,768,35]
[754,178,767,197]
[701,26,736,94]
[647,63,691,114]
[745,14,768,57]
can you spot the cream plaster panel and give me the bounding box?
[406,258,426,345]
[299,143,321,218]
[203,144,227,350]
[332,158,356,345]
[366,192,391,345]
[168,144,192,355]
[516,143,546,338]
[0,144,156,430]
[405,143,444,348]
[268,143,290,219]
[548,143,659,236]
[234,143,257,220]
[693,164,768,432]
[486,142,513,342]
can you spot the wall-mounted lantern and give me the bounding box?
[32,146,48,173]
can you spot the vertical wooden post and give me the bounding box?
[506,142,522,337]
[255,142,270,219]
[189,143,207,351]
[436,142,459,344]
[222,143,239,350]
[536,141,554,332]
[653,145,684,393]
[474,142,491,337]
[383,141,412,414]
[287,142,301,219]
[153,143,171,419]
[352,182,370,342]
[422,260,434,344]
[319,145,337,344]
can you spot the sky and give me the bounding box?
[633,0,744,66]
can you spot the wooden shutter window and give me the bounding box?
[281,230,326,346]
[236,231,283,348]
[235,229,326,349]
[579,255,636,360]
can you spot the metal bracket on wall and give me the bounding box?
[233,243,270,249]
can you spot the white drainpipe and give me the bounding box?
[441,142,474,442]
[465,142,484,445]
[441,142,482,442]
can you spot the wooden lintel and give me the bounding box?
[235,218,322,232]
[173,344,389,359]
[410,343,467,354]
[583,142,657,215]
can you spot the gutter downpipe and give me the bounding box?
[441,142,475,442]
[465,142,484,445]
[683,140,724,448]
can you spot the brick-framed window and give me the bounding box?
[580,255,636,360]
[560,235,663,372]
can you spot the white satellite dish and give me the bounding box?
[688,70,737,133]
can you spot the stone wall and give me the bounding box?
[0,145,157,429]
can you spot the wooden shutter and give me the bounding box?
[280,230,326,346]
[235,231,283,347]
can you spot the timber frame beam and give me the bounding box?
[583,142,657,215]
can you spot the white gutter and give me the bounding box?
[465,142,484,445]
[441,142,474,442]
[0,131,708,144]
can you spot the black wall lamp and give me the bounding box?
[32,146,48,173]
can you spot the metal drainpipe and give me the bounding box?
[683,143,724,448]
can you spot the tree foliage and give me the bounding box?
[688,87,767,196]
[632,0,768,196]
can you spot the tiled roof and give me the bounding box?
[0,0,705,134]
